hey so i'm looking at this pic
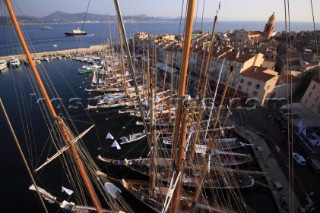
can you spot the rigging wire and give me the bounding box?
[310,0,319,58]
[200,0,206,31]
[178,0,186,35]
[0,99,49,213]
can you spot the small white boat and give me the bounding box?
[41,26,53,30]
[0,59,8,70]
[119,132,146,144]
[9,57,21,67]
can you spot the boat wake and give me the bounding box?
[86,34,95,37]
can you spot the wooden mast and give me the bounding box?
[4,1,102,212]
[170,0,196,212]
[171,0,196,162]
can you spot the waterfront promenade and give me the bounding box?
[0,44,106,62]
[235,123,301,213]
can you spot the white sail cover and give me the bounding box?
[106,132,114,140]
[111,140,121,150]
[29,184,56,203]
[61,186,74,195]
[104,182,122,199]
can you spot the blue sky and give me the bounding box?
[12,0,320,22]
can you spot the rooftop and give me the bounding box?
[241,66,278,81]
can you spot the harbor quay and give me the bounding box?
[234,122,302,213]
[0,44,107,63]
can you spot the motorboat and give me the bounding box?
[0,59,8,70]
[9,57,21,67]
[78,64,102,74]
[119,132,146,144]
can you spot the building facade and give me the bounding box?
[301,78,320,117]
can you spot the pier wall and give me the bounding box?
[0,45,106,62]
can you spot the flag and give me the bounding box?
[219,1,221,10]
[111,140,121,150]
[61,186,73,196]
[106,132,114,140]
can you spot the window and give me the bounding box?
[238,85,242,90]
[308,92,312,97]
[256,84,260,89]
[311,104,315,110]
[312,85,316,90]
[252,91,258,96]
[304,99,308,104]
[240,79,244,84]
[247,81,252,86]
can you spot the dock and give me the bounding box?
[0,44,107,62]
[235,123,301,213]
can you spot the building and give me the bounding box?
[301,76,320,117]
[237,66,279,105]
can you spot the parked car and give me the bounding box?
[293,152,307,166]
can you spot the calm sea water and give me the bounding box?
[0,21,296,212]
[0,21,319,56]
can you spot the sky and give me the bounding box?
[9,0,320,22]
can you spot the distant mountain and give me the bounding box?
[40,11,160,22]
[0,11,183,24]
[42,11,109,22]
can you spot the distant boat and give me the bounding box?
[41,26,53,30]
[9,57,21,67]
[0,59,8,70]
[118,132,146,144]
[64,27,87,36]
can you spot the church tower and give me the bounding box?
[263,12,275,38]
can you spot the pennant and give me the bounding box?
[61,186,73,196]
[297,120,306,135]
[219,1,221,10]
[111,140,121,150]
[104,182,122,199]
[106,132,114,140]
[302,127,307,136]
